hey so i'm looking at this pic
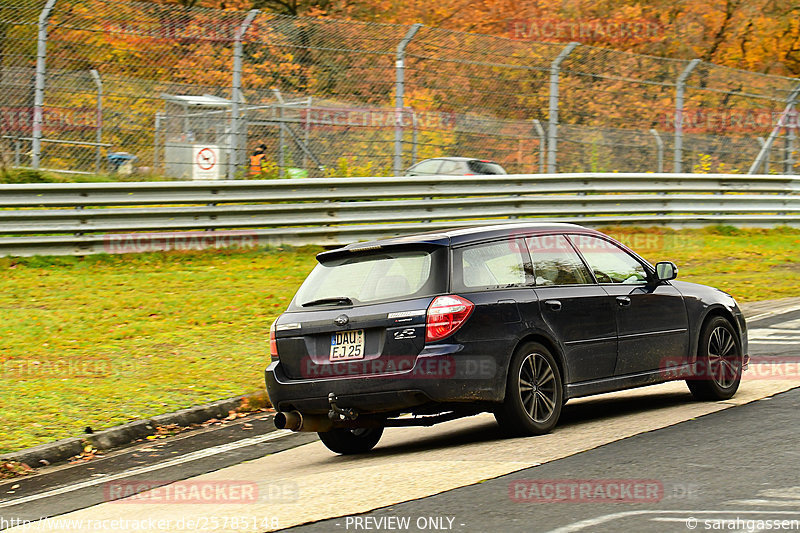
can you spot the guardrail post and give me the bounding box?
[90,69,103,175]
[673,59,700,173]
[32,0,57,170]
[532,119,546,173]
[749,83,800,174]
[394,23,422,176]
[229,9,259,179]
[650,128,664,173]
[547,42,579,174]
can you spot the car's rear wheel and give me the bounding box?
[317,427,384,455]
[686,316,743,401]
[495,342,563,436]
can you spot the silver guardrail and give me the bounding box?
[1,173,798,257]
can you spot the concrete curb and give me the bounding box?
[2,438,86,469]
[1,389,270,468]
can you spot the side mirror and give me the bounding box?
[655,261,678,282]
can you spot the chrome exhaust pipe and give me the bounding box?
[274,411,334,432]
[274,411,303,431]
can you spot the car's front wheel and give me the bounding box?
[318,427,384,455]
[686,316,743,401]
[495,342,563,436]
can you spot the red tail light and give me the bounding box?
[269,321,279,359]
[426,295,474,342]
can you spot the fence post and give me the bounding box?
[394,23,422,176]
[230,9,259,179]
[32,0,57,170]
[153,112,164,172]
[756,138,770,174]
[649,128,663,173]
[749,83,800,174]
[303,96,311,172]
[90,69,103,174]
[273,88,286,177]
[532,119,546,173]
[547,42,579,174]
[787,107,797,175]
[673,59,700,173]
[411,110,418,166]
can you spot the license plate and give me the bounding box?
[330,329,365,361]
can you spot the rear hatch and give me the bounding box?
[274,244,448,379]
[467,160,506,175]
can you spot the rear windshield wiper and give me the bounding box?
[301,296,354,307]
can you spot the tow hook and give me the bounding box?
[328,393,358,421]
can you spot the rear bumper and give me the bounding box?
[265,345,502,415]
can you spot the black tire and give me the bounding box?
[317,427,384,455]
[495,342,563,436]
[686,316,743,401]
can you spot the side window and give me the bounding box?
[526,235,594,286]
[408,159,441,175]
[454,240,529,290]
[569,235,648,284]
[437,160,460,174]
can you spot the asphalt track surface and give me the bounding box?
[290,386,800,533]
[1,303,798,533]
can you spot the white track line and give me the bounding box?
[747,304,800,323]
[0,430,292,508]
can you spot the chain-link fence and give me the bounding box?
[1,0,798,179]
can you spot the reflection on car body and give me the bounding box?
[404,157,507,176]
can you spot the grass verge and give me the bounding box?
[0,246,319,455]
[1,226,798,455]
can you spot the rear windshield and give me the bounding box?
[467,160,506,174]
[291,248,446,309]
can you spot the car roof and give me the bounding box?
[416,157,496,163]
[318,222,603,261]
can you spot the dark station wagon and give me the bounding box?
[265,223,748,454]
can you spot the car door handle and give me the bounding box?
[616,296,631,307]
[545,300,562,311]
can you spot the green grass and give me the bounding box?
[0,168,172,184]
[0,246,320,455]
[1,226,798,454]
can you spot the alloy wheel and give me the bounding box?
[707,326,739,388]
[518,352,557,423]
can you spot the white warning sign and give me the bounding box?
[192,145,220,180]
